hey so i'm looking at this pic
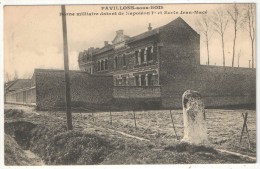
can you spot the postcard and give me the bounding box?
[1,1,257,168]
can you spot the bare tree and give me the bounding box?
[21,72,32,79]
[196,15,214,65]
[227,4,243,67]
[4,72,10,83]
[244,4,255,68]
[14,70,18,80]
[212,9,229,67]
[237,49,242,67]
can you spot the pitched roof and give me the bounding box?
[5,79,32,92]
[126,28,159,44]
[81,17,197,55]
[163,17,198,35]
[93,44,113,55]
[4,80,17,90]
[126,17,198,44]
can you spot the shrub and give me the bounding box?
[29,125,113,165]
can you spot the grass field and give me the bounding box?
[4,104,256,164]
[70,109,256,156]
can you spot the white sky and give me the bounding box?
[4,4,255,79]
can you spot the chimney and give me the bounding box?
[148,23,152,31]
[104,41,109,46]
[116,29,124,35]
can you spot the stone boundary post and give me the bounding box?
[182,90,207,145]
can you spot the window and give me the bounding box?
[147,47,152,62]
[101,60,104,70]
[147,74,153,86]
[114,57,118,69]
[105,59,108,70]
[122,77,126,86]
[135,76,139,86]
[135,51,139,64]
[141,75,146,86]
[140,49,145,63]
[122,54,126,66]
[114,78,117,86]
[118,78,122,86]
[97,61,100,71]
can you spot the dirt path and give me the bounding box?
[216,149,256,161]
[110,129,150,142]
[80,120,151,142]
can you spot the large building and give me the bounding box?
[5,17,256,110]
[78,17,256,109]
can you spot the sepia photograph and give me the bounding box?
[2,1,257,166]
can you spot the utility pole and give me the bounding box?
[61,5,73,130]
[248,60,251,68]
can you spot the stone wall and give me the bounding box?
[35,70,113,110]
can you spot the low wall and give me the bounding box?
[113,86,161,99]
[35,70,114,110]
[161,66,256,108]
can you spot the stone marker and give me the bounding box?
[182,90,207,145]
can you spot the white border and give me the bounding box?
[0,0,258,169]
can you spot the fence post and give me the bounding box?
[110,111,112,125]
[241,112,251,149]
[239,112,247,145]
[92,112,95,123]
[133,110,137,129]
[169,109,178,140]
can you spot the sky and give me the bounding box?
[4,3,255,80]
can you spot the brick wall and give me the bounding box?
[158,17,255,109]
[161,66,256,108]
[35,70,113,110]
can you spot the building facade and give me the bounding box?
[78,26,160,88]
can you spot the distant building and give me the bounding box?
[4,79,35,105]
[5,17,256,110]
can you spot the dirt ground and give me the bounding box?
[4,104,256,164]
[5,134,44,166]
